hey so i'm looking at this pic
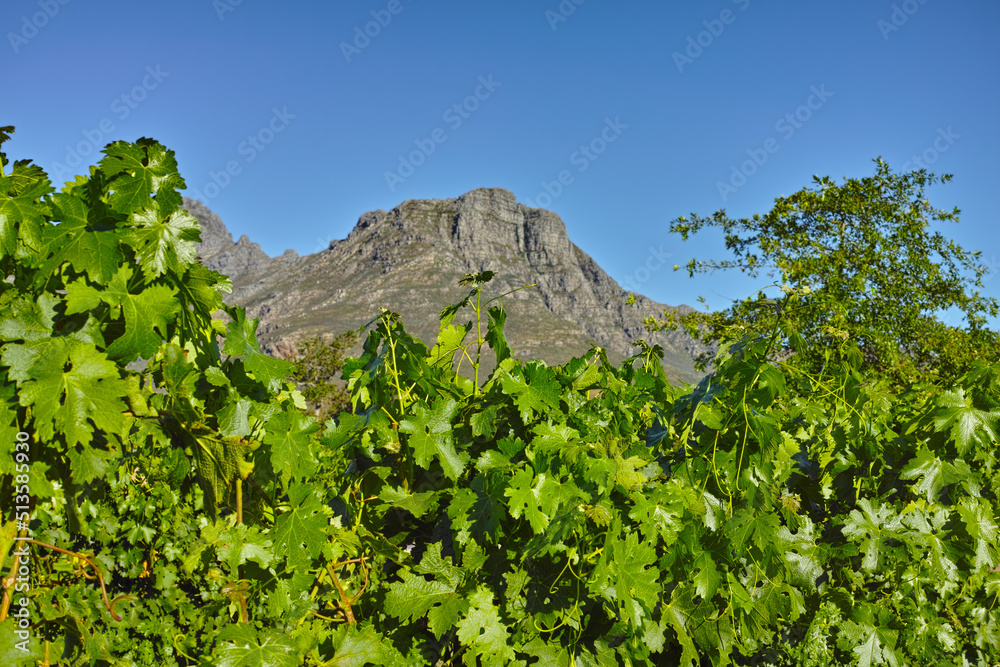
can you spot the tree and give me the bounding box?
[649,158,1000,387]
[290,331,357,421]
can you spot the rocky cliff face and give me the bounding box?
[186,188,711,384]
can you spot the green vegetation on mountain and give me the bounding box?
[289,331,356,423]
[0,128,998,666]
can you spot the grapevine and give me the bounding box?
[0,126,998,665]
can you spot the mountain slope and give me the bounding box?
[186,188,711,384]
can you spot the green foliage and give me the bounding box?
[654,158,1000,388]
[1,128,998,666]
[290,331,357,423]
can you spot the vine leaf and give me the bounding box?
[40,194,122,283]
[326,623,394,667]
[930,387,1000,455]
[428,322,470,368]
[499,362,561,423]
[485,305,511,364]
[608,531,660,631]
[214,624,299,667]
[263,405,319,485]
[125,205,202,279]
[222,306,295,392]
[842,499,902,572]
[505,468,551,534]
[455,587,514,665]
[0,189,47,259]
[272,482,327,571]
[18,338,126,449]
[99,139,185,216]
[99,266,179,362]
[956,498,1000,570]
[385,567,467,639]
[399,397,468,481]
[899,447,968,503]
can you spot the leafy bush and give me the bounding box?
[0,129,997,666]
[290,332,356,423]
[653,158,1000,390]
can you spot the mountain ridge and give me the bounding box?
[186,188,711,384]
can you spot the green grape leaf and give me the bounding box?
[222,306,295,392]
[215,625,299,667]
[957,497,1000,570]
[842,499,903,572]
[99,266,180,362]
[485,305,511,364]
[99,139,185,215]
[428,595,472,641]
[0,293,55,344]
[66,440,122,485]
[125,205,202,279]
[377,485,440,519]
[608,531,661,630]
[664,584,701,667]
[470,405,498,439]
[263,405,320,484]
[326,623,394,667]
[0,617,46,663]
[272,482,327,570]
[530,421,580,456]
[505,467,551,534]
[399,397,468,481]
[899,447,969,503]
[191,433,253,511]
[218,393,252,437]
[0,192,46,259]
[64,278,104,314]
[385,569,458,625]
[39,194,122,283]
[930,387,1000,455]
[499,362,561,424]
[217,524,275,575]
[691,550,721,600]
[629,489,684,547]
[18,338,126,448]
[428,322,470,368]
[455,587,513,664]
[839,619,901,667]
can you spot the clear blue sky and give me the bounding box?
[5,0,999,328]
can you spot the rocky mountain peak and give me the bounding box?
[185,189,710,384]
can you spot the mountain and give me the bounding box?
[185,188,711,384]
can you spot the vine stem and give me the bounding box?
[329,566,355,624]
[327,556,370,625]
[0,524,29,622]
[235,477,247,623]
[10,539,130,621]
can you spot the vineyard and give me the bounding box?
[1,128,999,665]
